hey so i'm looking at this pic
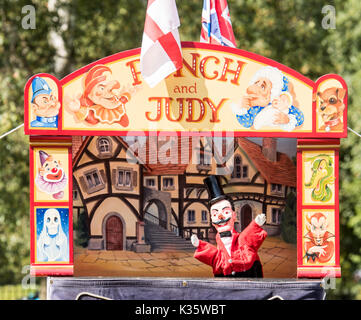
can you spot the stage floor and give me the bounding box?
[74,235,297,278]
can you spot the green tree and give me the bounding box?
[0,0,58,285]
[74,211,89,248]
[281,191,297,244]
[323,0,361,299]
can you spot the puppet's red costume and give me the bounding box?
[194,220,267,277]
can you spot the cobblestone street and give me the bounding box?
[74,236,297,278]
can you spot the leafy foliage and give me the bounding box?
[281,191,297,244]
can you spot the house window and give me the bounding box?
[271,184,283,193]
[86,171,101,187]
[232,156,248,179]
[187,210,196,223]
[272,208,282,224]
[163,177,175,190]
[242,165,248,178]
[112,167,137,191]
[201,210,208,223]
[198,152,211,166]
[83,169,105,194]
[96,137,112,158]
[232,156,242,178]
[145,178,155,187]
[118,170,132,187]
[73,182,79,200]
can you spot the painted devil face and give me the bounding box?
[88,79,122,110]
[307,214,328,246]
[210,199,236,233]
[39,156,64,183]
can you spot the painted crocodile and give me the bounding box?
[304,154,335,202]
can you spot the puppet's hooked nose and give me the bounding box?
[218,212,225,220]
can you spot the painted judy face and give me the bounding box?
[210,199,236,233]
[33,94,61,117]
[88,79,122,110]
[39,156,64,183]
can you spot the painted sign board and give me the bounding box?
[24,42,347,138]
[29,136,73,276]
[297,139,340,278]
[24,42,347,279]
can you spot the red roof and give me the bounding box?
[72,136,296,187]
[141,136,193,176]
[236,138,296,187]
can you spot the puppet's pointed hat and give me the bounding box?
[39,150,50,167]
[31,77,52,103]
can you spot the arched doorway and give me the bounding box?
[241,204,252,231]
[105,215,123,250]
[144,200,168,229]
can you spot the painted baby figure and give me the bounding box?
[191,175,267,277]
[253,91,297,131]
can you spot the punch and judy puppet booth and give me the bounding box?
[24,0,347,298]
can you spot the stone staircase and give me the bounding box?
[144,221,195,252]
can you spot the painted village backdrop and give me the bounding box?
[71,136,298,278]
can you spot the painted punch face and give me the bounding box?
[210,199,236,233]
[39,156,64,182]
[88,79,122,110]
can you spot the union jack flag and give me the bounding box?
[200,0,236,48]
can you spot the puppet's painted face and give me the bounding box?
[33,94,60,117]
[39,156,64,183]
[88,79,121,110]
[246,77,272,107]
[210,199,236,233]
[44,209,60,236]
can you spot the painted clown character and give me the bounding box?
[231,66,304,131]
[35,150,67,199]
[67,64,137,126]
[304,212,335,264]
[191,175,267,277]
[30,77,61,128]
[37,208,69,262]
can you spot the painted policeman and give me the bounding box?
[30,77,60,128]
[191,175,267,277]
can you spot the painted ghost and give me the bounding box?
[37,208,69,262]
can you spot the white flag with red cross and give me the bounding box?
[140,0,183,88]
